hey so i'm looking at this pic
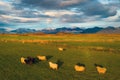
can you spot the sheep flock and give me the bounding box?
[20,47,107,74]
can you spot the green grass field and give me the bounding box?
[0,34,120,80]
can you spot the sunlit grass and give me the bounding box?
[0,34,120,80]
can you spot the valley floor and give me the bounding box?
[0,34,120,80]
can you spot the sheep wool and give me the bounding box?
[58,48,64,51]
[20,57,26,64]
[74,65,85,72]
[96,66,107,74]
[37,56,47,61]
[49,62,58,70]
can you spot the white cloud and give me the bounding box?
[0,1,13,11]
[0,15,41,23]
[103,10,120,22]
[46,18,53,23]
[44,10,80,17]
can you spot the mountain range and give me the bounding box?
[0,26,120,34]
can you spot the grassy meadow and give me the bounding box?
[0,34,120,80]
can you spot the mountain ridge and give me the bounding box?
[0,26,120,34]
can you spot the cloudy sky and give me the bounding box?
[0,0,120,30]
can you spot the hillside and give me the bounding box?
[97,27,120,34]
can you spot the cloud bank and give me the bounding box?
[0,0,120,29]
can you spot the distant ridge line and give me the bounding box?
[0,26,120,34]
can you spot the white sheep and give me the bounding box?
[74,65,85,72]
[96,66,107,74]
[49,61,58,70]
[37,55,47,61]
[58,47,64,51]
[20,57,26,64]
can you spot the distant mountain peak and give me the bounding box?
[10,28,36,34]
[0,26,120,34]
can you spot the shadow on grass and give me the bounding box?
[76,63,85,67]
[56,59,64,68]
[34,57,40,64]
[46,55,53,60]
[94,63,103,67]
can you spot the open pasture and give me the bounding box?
[0,34,120,80]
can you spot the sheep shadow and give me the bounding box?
[56,60,64,68]
[46,55,53,60]
[62,48,66,51]
[94,63,103,67]
[34,57,40,64]
[76,63,85,67]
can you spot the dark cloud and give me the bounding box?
[59,0,118,23]
[81,1,117,17]
[0,21,12,27]
[0,11,7,15]
[17,10,53,18]
[0,0,119,26]
[19,0,90,10]
[60,14,100,23]
[20,0,60,9]
[19,0,117,18]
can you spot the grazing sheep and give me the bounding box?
[49,62,58,70]
[25,57,35,64]
[96,66,107,74]
[20,57,26,64]
[58,47,64,51]
[21,57,35,64]
[74,65,85,72]
[37,55,47,61]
